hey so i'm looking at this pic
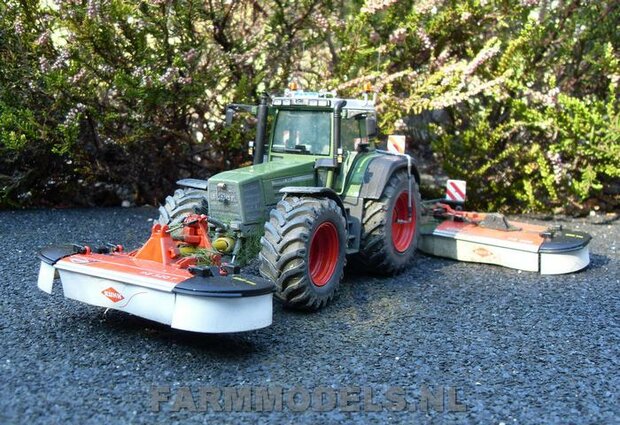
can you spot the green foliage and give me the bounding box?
[334,0,620,213]
[235,230,264,266]
[0,0,618,212]
[191,248,219,266]
[1,0,325,207]
[182,231,262,266]
[433,91,620,212]
[0,103,36,151]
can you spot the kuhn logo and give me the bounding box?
[474,247,493,258]
[102,287,124,303]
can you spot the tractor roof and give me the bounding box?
[271,89,375,112]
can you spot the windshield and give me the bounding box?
[271,110,331,155]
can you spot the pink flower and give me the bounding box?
[35,31,51,46]
[182,49,198,63]
[70,68,87,84]
[159,67,179,86]
[389,28,407,45]
[416,28,433,50]
[361,0,398,14]
[39,57,51,73]
[464,44,500,76]
[87,0,99,19]
[14,20,24,35]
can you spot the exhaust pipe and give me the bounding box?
[333,100,347,163]
[254,94,269,165]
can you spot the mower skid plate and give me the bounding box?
[419,219,591,275]
[37,245,274,333]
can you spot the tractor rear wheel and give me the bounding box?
[358,171,421,274]
[259,196,346,310]
[157,188,209,226]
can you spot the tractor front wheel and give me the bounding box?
[358,171,421,274]
[157,188,209,226]
[259,196,347,310]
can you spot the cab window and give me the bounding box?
[271,110,331,155]
[342,116,368,152]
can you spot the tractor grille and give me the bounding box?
[240,181,263,223]
[208,180,264,225]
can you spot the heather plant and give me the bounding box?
[1,0,327,206]
[332,0,619,213]
[428,2,620,212]
[1,0,618,212]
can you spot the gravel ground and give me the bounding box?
[0,207,618,424]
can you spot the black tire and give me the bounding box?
[358,171,421,274]
[259,196,347,310]
[157,188,209,226]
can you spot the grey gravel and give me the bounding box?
[0,207,618,424]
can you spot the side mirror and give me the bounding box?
[314,157,338,169]
[365,116,378,139]
[225,108,235,126]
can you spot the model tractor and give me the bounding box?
[157,88,422,310]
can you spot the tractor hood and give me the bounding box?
[207,159,316,227]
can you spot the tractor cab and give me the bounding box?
[269,107,332,156]
[224,88,379,195]
[228,88,378,167]
[267,89,378,158]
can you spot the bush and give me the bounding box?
[1,0,618,213]
[432,91,619,213]
[1,0,325,207]
[333,0,619,213]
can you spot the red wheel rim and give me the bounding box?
[392,191,416,253]
[309,221,339,287]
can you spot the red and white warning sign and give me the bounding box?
[445,179,466,202]
[387,135,406,154]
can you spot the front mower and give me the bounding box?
[37,215,274,333]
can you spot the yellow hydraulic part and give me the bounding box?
[179,245,198,256]
[213,236,236,254]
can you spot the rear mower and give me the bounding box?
[418,180,591,274]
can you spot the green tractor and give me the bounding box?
[158,88,422,310]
